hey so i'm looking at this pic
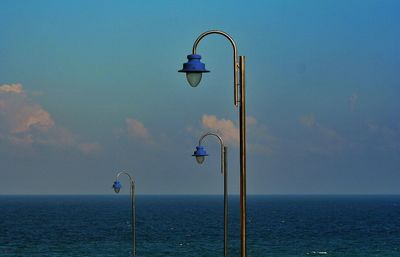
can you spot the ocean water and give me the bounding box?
[0,195,400,257]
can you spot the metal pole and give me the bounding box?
[131,181,136,257]
[223,146,228,257]
[239,55,247,257]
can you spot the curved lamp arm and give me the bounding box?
[116,171,135,186]
[192,30,240,107]
[198,132,225,174]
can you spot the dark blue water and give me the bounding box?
[1,195,400,256]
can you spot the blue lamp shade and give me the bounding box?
[192,146,208,164]
[179,54,210,87]
[112,181,122,194]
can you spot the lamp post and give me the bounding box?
[112,171,136,257]
[179,30,247,257]
[192,132,228,257]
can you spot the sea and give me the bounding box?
[0,195,400,257]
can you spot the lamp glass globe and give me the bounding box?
[196,155,205,164]
[186,72,202,87]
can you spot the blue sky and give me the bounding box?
[0,0,399,194]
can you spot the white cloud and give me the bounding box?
[0,85,54,139]
[0,84,24,94]
[11,105,55,133]
[189,114,274,154]
[0,83,100,154]
[201,114,239,145]
[125,118,154,145]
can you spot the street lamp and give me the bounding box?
[192,132,228,257]
[112,171,136,257]
[179,30,247,257]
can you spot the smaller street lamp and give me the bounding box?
[192,145,208,164]
[112,171,136,257]
[192,132,228,257]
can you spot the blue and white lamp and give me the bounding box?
[178,54,209,87]
[192,145,208,164]
[112,180,122,193]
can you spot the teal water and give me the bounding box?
[0,195,400,256]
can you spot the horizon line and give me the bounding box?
[2,193,400,196]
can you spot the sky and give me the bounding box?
[0,0,399,195]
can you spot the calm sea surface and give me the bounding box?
[0,195,400,257]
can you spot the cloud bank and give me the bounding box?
[0,83,100,154]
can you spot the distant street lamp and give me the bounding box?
[179,30,248,257]
[192,132,228,257]
[112,171,136,257]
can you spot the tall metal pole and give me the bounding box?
[223,146,228,257]
[239,56,246,257]
[131,180,136,257]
